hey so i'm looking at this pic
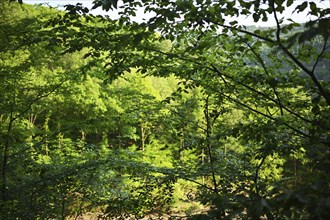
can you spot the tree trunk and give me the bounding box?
[1,111,14,204]
[204,96,218,194]
[141,124,145,153]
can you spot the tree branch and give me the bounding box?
[312,36,329,74]
[254,156,266,196]
[210,64,313,124]
[244,40,284,116]
[213,89,311,138]
[270,0,330,105]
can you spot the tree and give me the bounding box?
[1,2,179,219]
[52,0,329,218]
[6,0,330,218]
[0,2,66,215]
[0,2,119,219]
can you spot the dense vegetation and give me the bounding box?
[1,0,329,219]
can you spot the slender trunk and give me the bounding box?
[204,97,218,194]
[28,113,37,125]
[1,111,14,203]
[201,147,205,185]
[44,114,50,156]
[179,128,185,160]
[61,195,66,220]
[81,129,85,142]
[206,142,218,193]
[294,157,297,187]
[254,156,266,196]
[141,124,145,153]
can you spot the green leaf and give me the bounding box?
[309,2,317,12]
[209,7,216,15]
[92,0,118,11]
[253,13,260,22]
[262,11,268,22]
[286,0,294,7]
[287,18,294,23]
[229,20,238,26]
[295,2,308,13]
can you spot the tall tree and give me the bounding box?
[6,0,330,218]
[53,0,329,218]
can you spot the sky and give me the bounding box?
[24,0,330,26]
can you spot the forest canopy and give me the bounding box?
[1,0,329,219]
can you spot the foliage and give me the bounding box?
[2,0,330,219]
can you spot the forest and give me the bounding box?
[0,0,329,219]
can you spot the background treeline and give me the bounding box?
[0,0,329,219]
